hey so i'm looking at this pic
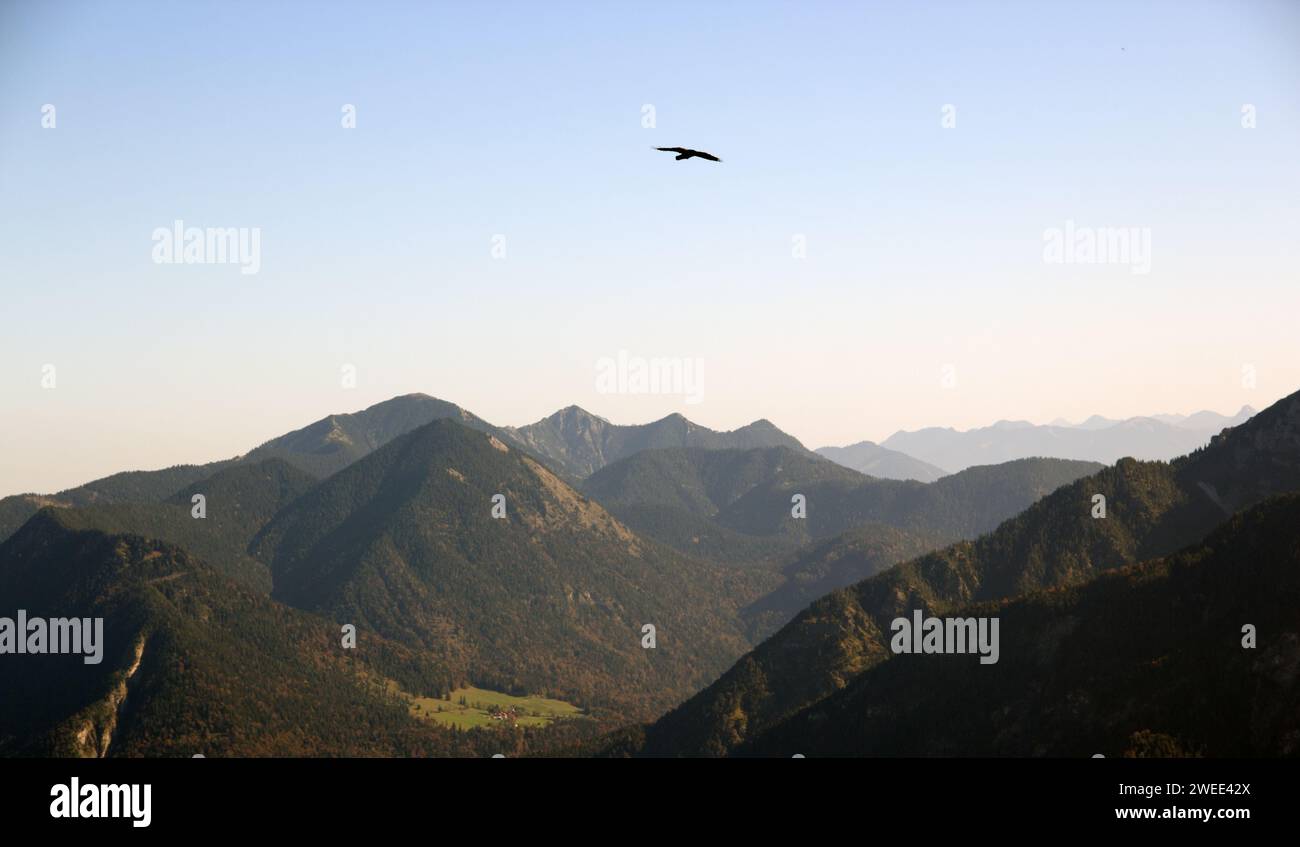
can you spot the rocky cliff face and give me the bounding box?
[71,636,146,758]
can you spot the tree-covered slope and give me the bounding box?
[44,458,318,593]
[0,511,509,758]
[746,493,1300,757]
[740,522,948,634]
[584,445,1098,562]
[0,462,232,543]
[253,418,777,719]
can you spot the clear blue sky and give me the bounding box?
[2,0,1298,495]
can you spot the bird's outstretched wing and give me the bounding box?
[654,146,722,161]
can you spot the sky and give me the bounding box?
[1,0,1298,496]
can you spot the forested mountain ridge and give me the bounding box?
[0,462,233,544]
[740,522,948,634]
[41,459,319,593]
[252,418,778,719]
[584,446,1099,560]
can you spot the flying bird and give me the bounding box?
[655,146,722,162]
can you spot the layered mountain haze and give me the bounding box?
[252,418,777,718]
[0,394,811,544]
[740,522,947,635]
[580,445,866,564]
[1069,408,1256,431]
[883,406,1257,473]
[815,441,948,482]
[627,388,1300,756]
[582,445,1097,565]
[705,455,1100,545]
[2,387,1293,759]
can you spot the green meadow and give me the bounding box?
[406,686,582,730]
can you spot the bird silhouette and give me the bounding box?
[655,146,722,162]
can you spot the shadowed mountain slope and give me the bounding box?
[627,388,1300,755]
[745,493,1300,757]
[584,446,1099,561]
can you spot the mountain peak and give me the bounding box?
[549,404,605,421]
[744,418,782,431]
[245,394,501,478]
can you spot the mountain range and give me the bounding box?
[503,405,809,480]
[0,396,812,543]
[3,388,1295,758]
[877,405,1256,474]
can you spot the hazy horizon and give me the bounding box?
[0,385,1286,497]
[3,0,1298,495]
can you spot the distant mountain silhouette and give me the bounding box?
[882,406,1256,472]
[815,441,948,482]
